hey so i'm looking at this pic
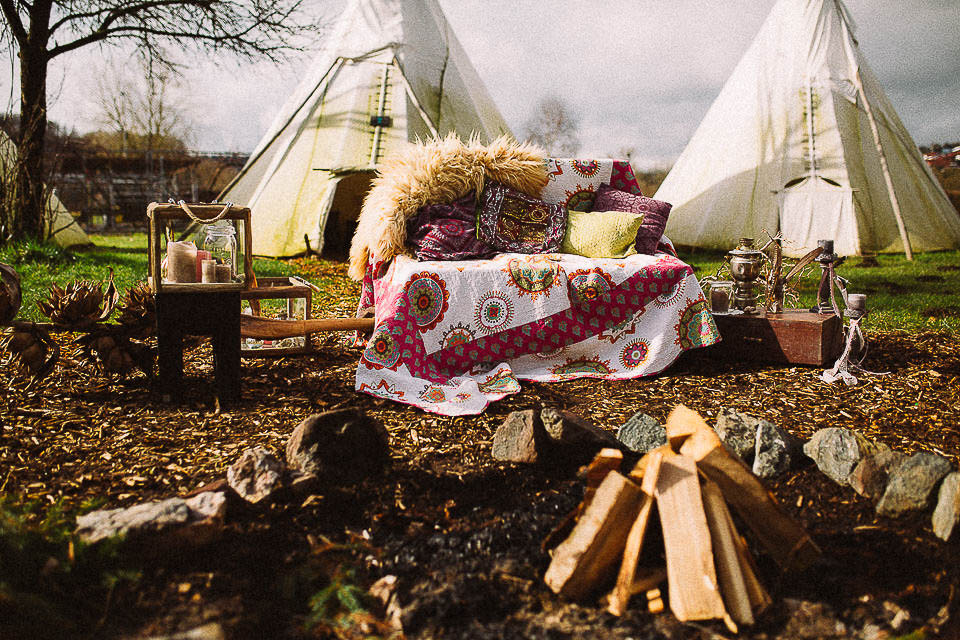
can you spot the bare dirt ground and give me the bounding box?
[2,299,960,638]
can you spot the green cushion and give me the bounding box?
[560,209,644,258]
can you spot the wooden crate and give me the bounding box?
[709,310,843,366]
[147,202,253,294]
[240,276,314,357]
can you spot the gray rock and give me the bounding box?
[803,427,882,486]
[932,472,960,541]
[753,420,804,478]
[715,408,762,461]
[876,452,953,517]
[492,410,543,463]
[227,446,284,503]
[541,407,621,449]
[75,492,226,546]
[848,448,903,500]
[285,409,390,481]
[778,599,848,639]
[616,412,666,454]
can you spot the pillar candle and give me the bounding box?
[215,264,232,283]
[195,249,211,282]
[166,241,197,283]
[201,259,217,283]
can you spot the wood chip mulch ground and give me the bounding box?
[2,261,960,639]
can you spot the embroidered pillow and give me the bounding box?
[591,183,672,254]
[477,180,567,253]
[408,191,497,261]
[561,210,644,258]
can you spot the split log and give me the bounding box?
[654,450,727,622]
[544,471,643,600]
[666,405,821,571]
[542,448,623,552]
[701,478,756,626]
[607,448,663,616]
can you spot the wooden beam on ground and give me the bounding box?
[701,478,755,626]
[607,449,664,616]
[667,405,821,571]
[240,314,375,338]
[544,471,643,601]
[654,450,727,622]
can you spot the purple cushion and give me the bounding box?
[477,180,567,254]
[591,183,672,254]
[408,191,497,261]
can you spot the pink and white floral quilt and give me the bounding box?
[354,249,720,415]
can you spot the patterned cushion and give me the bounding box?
[561,210,644,258]
[477,180,567,254]
[591,183,672,254]
[408,191,497,261]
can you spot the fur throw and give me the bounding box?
[348,134,548,280]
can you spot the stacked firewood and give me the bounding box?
[544,405,820,633]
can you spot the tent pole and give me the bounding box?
[856,69,913,260]
[392,57,440,138]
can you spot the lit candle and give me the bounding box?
[215,264,232,283]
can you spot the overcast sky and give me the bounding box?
[6,0,959,169]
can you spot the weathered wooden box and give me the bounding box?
[709,310,843,366]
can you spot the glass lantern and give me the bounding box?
[202,222,239,282]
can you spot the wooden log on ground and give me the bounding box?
[544,471,643,600]
[607,448,663,616]
[654,450,727,622]
[542,449,624,552]
[240,314,375,338]
[666,405,821,571]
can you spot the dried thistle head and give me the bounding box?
[0,262,22,324]
[75,332,154,378]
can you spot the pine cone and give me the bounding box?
[37,280,105,327]
[1,328,58,380]
[115,282,156,338]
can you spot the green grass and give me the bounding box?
[3,235,958,333]
[677,248,960,333]
[1,233,300,322]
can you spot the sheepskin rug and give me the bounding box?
[348,134,548,281]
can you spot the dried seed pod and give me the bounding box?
[0,262,22,324]
[1,327,59,381]
[38,280,105,327]
[116,282,156,338]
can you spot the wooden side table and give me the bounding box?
[155,291,241,403]
[709,309,843,366]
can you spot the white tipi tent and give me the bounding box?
[221,0,513,257]
[0,130,89,248]
[655,0,960,258]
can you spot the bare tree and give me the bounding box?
[95,57,191,161]
[0,0,315,243]
[521,96,580,156]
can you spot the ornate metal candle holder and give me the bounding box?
[811,239,848,314]
[727,238,766,310]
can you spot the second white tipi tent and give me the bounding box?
[221,0,513,257]
[655,0,960,258]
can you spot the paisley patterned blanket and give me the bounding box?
[353,158,721,415]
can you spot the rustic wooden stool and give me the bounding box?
[155,291,241,403]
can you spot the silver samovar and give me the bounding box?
[727,238,765,310]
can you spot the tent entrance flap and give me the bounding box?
[778,176,858,257]
[319,170,375,257]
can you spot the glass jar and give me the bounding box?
[202,223,238,282]
[708,280,734,314]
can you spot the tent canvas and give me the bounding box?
[221,0,513,257]
[655,0,960,258]
[0,130,89,248]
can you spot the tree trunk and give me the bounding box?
[15,0,53,241]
